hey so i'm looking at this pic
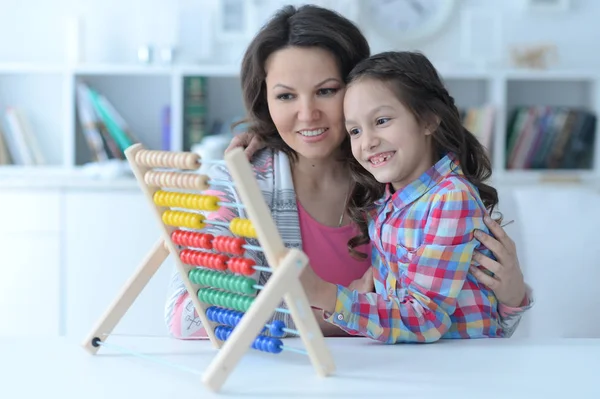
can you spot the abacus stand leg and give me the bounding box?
[202,249,310,392]
[283,283,336,377]
[82,238,169,354]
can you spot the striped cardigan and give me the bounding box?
[163,148,530,339]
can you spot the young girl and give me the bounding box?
[303,51,504,344]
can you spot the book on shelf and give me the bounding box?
[506,106,597,170]
[75,82,142,163]
[0,107,45,166]
[460,104,495,154]
[183,76,208,151]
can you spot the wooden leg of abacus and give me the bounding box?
[202,248,312,391]
[124,143,222,349]
[82,237,169,354]
[200,147,337,391]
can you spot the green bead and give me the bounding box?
[220,292,230,308]
[241,278,255,295]
[215,273,226,289]
[218,274,228,291]
[235,294,244,311]
[208,289,217,305]
[204,270,215,287]
[244,297,253,311]
[232,277,241,293]
[188,269,197,284]
[227,275,237,292]
[197,270,207,285]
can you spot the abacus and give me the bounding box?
[82,143,335,392]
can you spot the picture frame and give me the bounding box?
[459,9,503,68]
[215,0,256,41]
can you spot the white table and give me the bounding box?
[2,336,599,398]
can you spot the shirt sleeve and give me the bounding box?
[324,189,486,344]
[497,285,534,337]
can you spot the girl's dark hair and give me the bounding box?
[346,51,499,259]
[236,5,370,161]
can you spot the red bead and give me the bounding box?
[213,236,246,256]
[239,258,255,276]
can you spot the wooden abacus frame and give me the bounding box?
[82,143,335,392]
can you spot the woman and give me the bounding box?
[165,4,532,339]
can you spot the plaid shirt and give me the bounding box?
[325,153,503,343]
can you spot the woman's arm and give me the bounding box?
[470,216,534,337]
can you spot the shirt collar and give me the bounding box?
[375,152,463,210]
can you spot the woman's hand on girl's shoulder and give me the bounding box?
[470,216,527,308]
[225,131,265,160]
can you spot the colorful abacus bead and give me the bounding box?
[154,191,220,212]
[230,218,257,238]
[188,269,257,295]
[228,257,256,276]
[214,325,283,354]
[171,230,214,250]
[162,210,205,229]
[180,250,229,271]
[212,236,246,256]
[198,288,254,312]
[144,170,209,191]
[268,320,286,338]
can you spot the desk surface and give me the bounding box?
[2,336,599,398]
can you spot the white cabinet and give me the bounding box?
[0,234,61,337]
[0,189,61,337]
[64,190,176,340]
[511,185,600,338]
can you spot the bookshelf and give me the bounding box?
[0,63,598,186]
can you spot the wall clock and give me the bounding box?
[363,0,458,44]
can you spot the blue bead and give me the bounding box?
[227,310,237,327]
[268,338,283,354]
[269,320,285,337]
[215,308,224,324]
[207,306,217,321]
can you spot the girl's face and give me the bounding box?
[265,46,347,161]
[344,78,434,191]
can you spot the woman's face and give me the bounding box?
[264,46,347,161]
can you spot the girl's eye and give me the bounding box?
[317,88,338,96]
[276,93,294,101]
[376,117,390,125]
[348,127,360,136]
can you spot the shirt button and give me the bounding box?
[336,313,344,321]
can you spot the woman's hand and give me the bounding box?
[348,268,374,293]
[471,215,527,308]
[224,131,265,160]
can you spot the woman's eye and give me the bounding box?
[276,93,294,100]
[317,88,338,96]
[376,117,390,125]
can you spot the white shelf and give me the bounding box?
[0,62,597,186]
[0,63,65,74]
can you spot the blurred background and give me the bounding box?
[0,0,598,341]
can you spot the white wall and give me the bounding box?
[0,0,598,69]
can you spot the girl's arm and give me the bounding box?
[313,190,498,344]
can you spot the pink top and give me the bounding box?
[297,200,372,287]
